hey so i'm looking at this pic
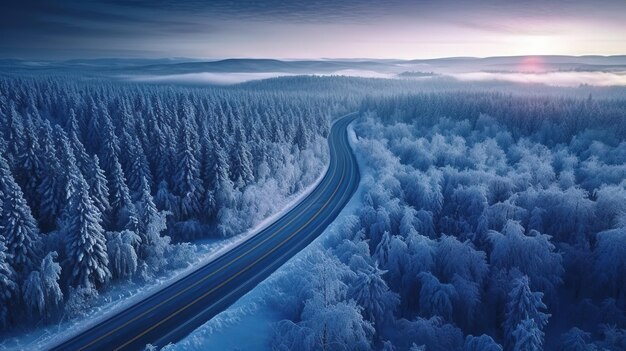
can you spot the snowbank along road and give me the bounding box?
[50,112,361,350]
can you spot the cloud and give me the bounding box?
[122,72,295,85]
[451,71,626,87]
[1,0,625,59]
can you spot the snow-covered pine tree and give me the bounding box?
[86,155,110,218]
[174,127,204,220]
[559,327,596,351]
[231,123,255,188]
[15,114,42,215]
[137,176,169,263]
[63,175,111,289]
[511,318,543,351]
[100,108,121,176]
[151,125,171,185]
[108,155,138,231]
[127,137,152,201]
[139,178,170,277]
[4,103,25,167]
[54,126,82,206]
[37,121,63,232]
[0,155,41,278]
[0,235,18,329]
[154,180,178,216]
[503,276,550,350]
[67,108,91,176]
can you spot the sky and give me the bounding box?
[1,0,626,60]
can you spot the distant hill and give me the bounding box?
[2,55,625,81]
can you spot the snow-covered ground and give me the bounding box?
[164,123,366,351]
[0,162,329,351]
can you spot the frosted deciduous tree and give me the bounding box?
[489,220,563,293]
[300,296,374,351]
[349,264,399,330]
[23,252,63,319]
[417,272,457,321]
[107,230,140,280]
[593,228,626,300]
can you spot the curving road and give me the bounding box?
[50,113,360,350]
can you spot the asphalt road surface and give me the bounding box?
[50,112,361,350]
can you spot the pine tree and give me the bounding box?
[140,179,170,277]
[63,175,111,289]
[559,327,596,351]
[231,123,255,188]
[86,155,110,217]
[137,176,165,262]
[100,110,121,177]
[151,125,171,184]
[211,141,227,189]
[85,100,102,154]
[504,276,550,350]
[4,103,25,167]
[154,180,177,215]
[108,156,138,231]
[54,126,81,207]
[0,235,17,329]
[127,137,152,201]
[174,128,204,219]
[0,155,41,278]
[16,115,42,214]
[374,231,392,268]
[511,318,543,351]
[67,108,91,176]
[37,122,63,231]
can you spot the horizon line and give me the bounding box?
[3,54,626,63]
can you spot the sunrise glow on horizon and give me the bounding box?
[2,0,625,60]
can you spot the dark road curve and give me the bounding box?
[50,112,361,351]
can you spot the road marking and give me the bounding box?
[152,150,357,346]
[116,155,348,350]
[75,115,355,350]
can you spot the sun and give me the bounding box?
[518,56,545,72]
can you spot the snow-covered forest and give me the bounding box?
[0,76,345,333]
[1,73,625,351]
[267,92,626,350]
